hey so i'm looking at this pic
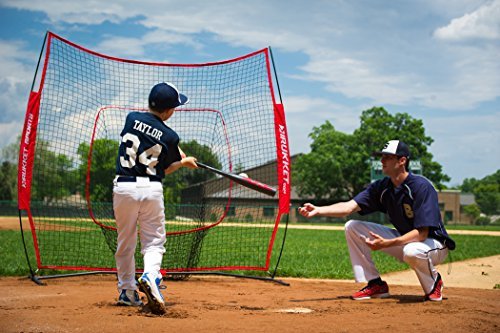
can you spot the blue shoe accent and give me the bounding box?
[117,289,143,306]
[155,275,164,290]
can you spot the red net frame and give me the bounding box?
[18,31,291,275]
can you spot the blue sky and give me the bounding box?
[0,0,499,186]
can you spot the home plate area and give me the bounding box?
[0,275,498,333]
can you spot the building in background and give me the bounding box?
[438,190,476,225]
[181,156,476,224]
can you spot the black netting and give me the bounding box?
[24,33,286,273]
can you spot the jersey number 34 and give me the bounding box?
[119,133,162,175]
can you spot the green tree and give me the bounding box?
[294,107,450,202]
[460,178,479,193]
[31,141,74,203]
[1,137,77,203]
[353,107,449,189]
[233,161,245,174]
[163,140,221,205]
[461,170,499,215]
[179,140,221,185]
[0,161,17,200]
[294,122,360,200]
[474,183,499,215]
[1,136,20,163]
[77,139,118,203]
[0,138,20,201]
[462,204,481,224]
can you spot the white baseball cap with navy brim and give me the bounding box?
[372,140,410,158]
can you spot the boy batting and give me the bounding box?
[113,82,198,314]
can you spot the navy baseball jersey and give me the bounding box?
[353,173,455,250]
[116,111,182,179]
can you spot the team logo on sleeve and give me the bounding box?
[403,203,414,219]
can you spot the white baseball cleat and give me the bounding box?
[138,272,166,314]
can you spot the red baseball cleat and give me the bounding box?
[426,274,443,301]
[351,281,390,300]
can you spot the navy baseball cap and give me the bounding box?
[372,140,410,158]
[148,82,189,111]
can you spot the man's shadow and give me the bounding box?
[290,294,438,304]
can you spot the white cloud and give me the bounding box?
[284,95,341,115]
[434,0,500,41]
[285,95,361,130]
[96,36,148,58]
[284,95,363,155]
[96,30,202,59]
[0,121,23,145]
[0,40,35,84]
[295,52,415,106]
[0,40,36,125]
[1,0,134,25]
[4,1,497,111]
[1,0,499,183]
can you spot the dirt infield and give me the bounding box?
[1,216,499,332]
[0,274,499,333]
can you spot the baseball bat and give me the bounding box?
[196,162,277,197]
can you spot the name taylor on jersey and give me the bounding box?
[133,119,163,140]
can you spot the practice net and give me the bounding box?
[18,32,291,276]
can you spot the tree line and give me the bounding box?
[0,137,220,206]
[1,107,498,220]
[292,107,498,221]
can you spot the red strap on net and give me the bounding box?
[18,91,41,210]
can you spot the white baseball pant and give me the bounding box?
[345,220,449,294]
[113,177,166,291]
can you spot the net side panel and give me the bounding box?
[23,32,288,272]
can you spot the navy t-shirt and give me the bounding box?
[116,111,182,180]
[353,173,455,250]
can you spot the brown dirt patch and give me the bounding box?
[0,217,22,231]
[385,255,500,289]
[1,216,499,331]
[0,274,499,333]
[0,216,96,232]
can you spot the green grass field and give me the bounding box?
[444,224,500,231]
[290,221,500,231]
[270,228,500,279]
[1,226,499,279]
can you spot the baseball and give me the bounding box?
[238,173,249,178]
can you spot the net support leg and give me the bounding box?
[270,212,290,281]
[18,210,45,285]
[166,271,290,286]
[34,271,117,281]
[24,274,45,286]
